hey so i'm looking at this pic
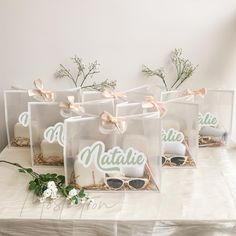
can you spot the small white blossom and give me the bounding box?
[47,181,57,190]
[39,197,46,203]
[68,188,78,199]
[50,190,58,199]
[43,189,52,198]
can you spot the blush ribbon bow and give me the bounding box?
[28,79,54,102]
[100,111,126,133]
[181,88,207,97]
[102,89,127,100]
[145,96,166,118]
[59,96,84,114]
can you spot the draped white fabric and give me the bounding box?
[0,147,236,235]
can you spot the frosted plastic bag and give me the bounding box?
[82,84,161,103]
[161,90,193,102]
[64,112,161,192]
[116,98,199,168]
[161,88,233,147]
[4,87,81,148]
[116,102,143,116]
[29,98,114,166]
[4,90,35,147]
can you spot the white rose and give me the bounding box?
[68,188,78,198]
[39,197,46,203]
[47,181,57,190]
[43,189,52,198]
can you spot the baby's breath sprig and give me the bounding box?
[142,65,168,90]
[55,55,116,92]
[0,160,92,205]
[142,48,198,91]
[170,48,198,89]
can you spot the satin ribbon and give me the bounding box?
[145,96,166,118]
[181,88,207,97]
[100,111,126,133]
[59,96,84,114]
[28,79,54,101]
[102,89,127,100]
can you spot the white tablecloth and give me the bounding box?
[0,147,236,235]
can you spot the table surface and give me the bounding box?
[1,146,236,222]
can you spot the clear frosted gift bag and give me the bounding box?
[161,90,194,103]
[53,88,81,102]
[29,98,114,166]
[115,102,143,116]
[4,86,81,148]
[64,112,161,192]
[124,84,161,102]
[162,101,199,168]
[82,84,161,103]
[4,90,35,148]
[29,102,65,166]
[195,90,234,147]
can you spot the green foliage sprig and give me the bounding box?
[0,160,91,205]
[55,55,117,92]
[142,48,198,91]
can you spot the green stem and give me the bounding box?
[162,77,168,91]
[175,65,198,89]
[80,70,99,87]
[171,61,187,89]
[0,160,39,179]
[60,64,77,88]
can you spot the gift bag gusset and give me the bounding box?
[4,90,36,148]
[64,111,161,191]
[161,101,199,168]
[195,90,234,147]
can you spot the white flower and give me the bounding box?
[47,181,57,190]
[68,188,78,199]
[39,197,46,203]
[50,190,58,199]
[43,189,52,198]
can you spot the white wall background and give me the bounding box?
[1,0,236,150]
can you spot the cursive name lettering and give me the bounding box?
[43,122,64,147]
[18,111,29,127]
[199,112,218,127]
[162,128,184,143]
[78,141,147,172]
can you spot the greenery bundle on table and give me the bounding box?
[0,160,92,205]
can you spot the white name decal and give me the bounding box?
[43,122,64,147]
[18,111,29,127]
[199,112,218,127]
[77,141,147,172]
[161,128,184,143]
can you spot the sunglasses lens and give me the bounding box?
[170,156,186,166]
[129,179,146,189]
[106,179,123,189]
